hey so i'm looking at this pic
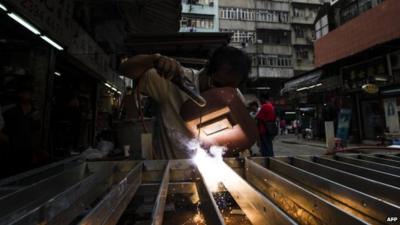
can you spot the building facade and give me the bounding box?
[218,0,323,97]
[283,0,400,143]
[180,0,219,32]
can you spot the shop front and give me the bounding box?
[0,0,124,175]
[341,56,392,142]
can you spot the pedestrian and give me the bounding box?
[2,77,41,176]
[280,118,286,135]
[248,101,259,119]
[256,92,277,157]
[119,46,252,159]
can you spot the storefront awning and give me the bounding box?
[281,70,322,94]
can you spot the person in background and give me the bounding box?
[280,118,287,135]
[119,46,251,159]
[120,86,139,120]
[256,92,277,157]
[248,101,259,119]
[2,77,41,176]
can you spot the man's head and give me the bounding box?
[16,76,34,103]
[207,46,251,88]
[260,92,271,103]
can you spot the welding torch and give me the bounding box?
[154,56,207,107]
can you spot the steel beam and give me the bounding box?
[0,164,87,224]
[312,156,400,187]
[7,165,111,225]
[333,155,400,176]
[358,155,400,168]
[210,160,297,225]
[77,162,142,225]
[0,156,83,190]
[268,158,400,224]
[245,158,366,225]
[151,162,170,225]
[375,154,400,162]
[290,157,400,205]
[195,170,226,225]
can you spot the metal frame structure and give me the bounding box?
[1,152,400,225]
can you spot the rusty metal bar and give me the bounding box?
[195,169,226,225]
[269,158,400,224]
[333,154,400,176]
[215,160,297,225]
[359,155,400,168]
[151,162,170,225]
[77,162,142,225]
[313,156,400,187]
[244,158,367,225]
[290,157,400,205]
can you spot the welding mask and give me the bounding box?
[180,87,257,156]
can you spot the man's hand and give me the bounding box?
[119,54,183,80]
[155,55,184,80]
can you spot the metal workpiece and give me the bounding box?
[1,153,400,225]
[333,154,400,176]
[244,158,367,225]
[194,168,226,225]
[219,160,297,225]
[267,157,400,224]
[312,156,400,187]
[357,154,400,168]
[374,154,400,162]
[289,156,400,205]
[151,162,170,225]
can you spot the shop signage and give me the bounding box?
[342,57,389,90]
[384,98,400,133]
[336,109,352,142]
[361,84,379,94]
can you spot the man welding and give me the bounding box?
[120,46,252,159]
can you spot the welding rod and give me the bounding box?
[171,74,207,107]
[154,58,207,107]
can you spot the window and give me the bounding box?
[295,47,309,59]
[294,26,305,38]
[255,54,291,67]
[256,29,291,45]
[219,7,288,23]
[315,15,329,40]
[181,14,214,29]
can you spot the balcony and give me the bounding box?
[250,67,294,79]
[291,0,323,5]
[291,16,316,25]
[181,2,217,15]
[314,0,400,67]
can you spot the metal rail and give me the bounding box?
[244,158,367,225]
[289,156,400,205]
[268,157,400,224]
[312,156,400,187]
[1,153,400,225]
[333,154,400,176]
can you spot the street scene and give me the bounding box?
[1,0,400,224]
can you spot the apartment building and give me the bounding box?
[218,0,323,96]
[180,0,219,32]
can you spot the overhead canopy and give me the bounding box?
[281,69,322,94]
[124,32,233,57]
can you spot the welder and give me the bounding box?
[120,46,252,159]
